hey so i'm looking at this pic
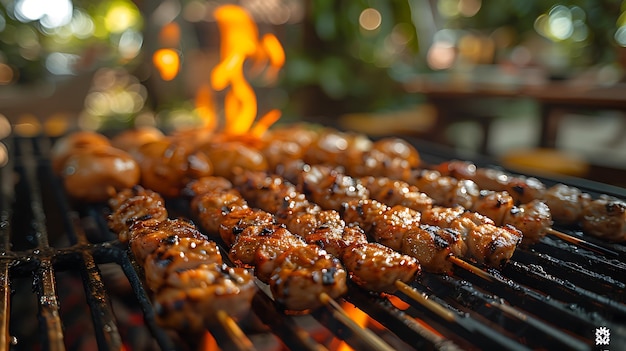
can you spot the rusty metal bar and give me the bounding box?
[18,138,64,351]
[0,137,14,351]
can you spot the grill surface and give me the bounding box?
[2,134,625,351]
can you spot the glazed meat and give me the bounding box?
[108,185,256,332]
[134,137,213,197]
[143,236,222,291]
[296,165,522,269]
[421,206,521,266]
[370,205,421,252]
[269,244,348,312]
[110,126,165,156]
[108,186,169,242]
[198,141,268,179]
[342,242,420,293]
[187,176,351,312]
[229,224,306,282]
[581,196,626,242]
[340,199,387,234]
[218,208,277,247]
[303,223,368,258]
[128,218,207,263]
[409,170,464,208]
[62,145,141,203]
[192,190,250,235]
[472,190,515,227]
[298,165,369,211]
[184,176,234,197]
[503,200,553,245]
[420,206,467,228]
[230,171,420,292]
[153,264,256,330]
[51,130,111,175]
[542,184,591,225]
[465,223,523,268]
[400,225,459,274]
[360,176,433,213]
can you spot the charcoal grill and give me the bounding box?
[2,133,625,351]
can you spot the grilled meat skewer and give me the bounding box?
[234,169,481,274]
[185,177,349,312]
[290,164,522,270]
[435,160,626,242]
[360,173,553,245]
[231,171,421,291]
[262,125,624,243]
[107,186,256,331]
[188,176,419,296]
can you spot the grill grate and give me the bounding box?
[1,134,625,351]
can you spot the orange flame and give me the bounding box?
[210,4,285,136]
[153,48,180,81]
[330,302,370,351]
[202,331,218,351]
[195,83,218,131]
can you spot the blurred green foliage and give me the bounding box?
[279,0,626,119]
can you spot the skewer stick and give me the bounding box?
[546,228,619,257]
[318,292,395,351]
[394,281,456,323]
[216,310,257,351]
[446,255,494,282]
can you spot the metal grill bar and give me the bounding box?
[503,261,626,319]
[16,138,64,351]
[250,291,329,351]
[72,217,124,350]
[0,137,14,350]
[343,285,462,351]
[420,274,589,350]
[40,136,124,350]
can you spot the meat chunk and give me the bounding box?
[581,196,626,242]
[342,242,420,292]
[269,245,348,312]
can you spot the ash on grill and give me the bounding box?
[2,134,625,351]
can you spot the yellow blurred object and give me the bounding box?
[339,104,437,136]
[14,114,42,137]
[500,148,589,178]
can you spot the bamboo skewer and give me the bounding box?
[216,310,257,351]
[546,228,619,257]
[446,255,494,282]
[319,293,395,351]
[394,280,456,323]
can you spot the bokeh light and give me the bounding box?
[359,8,382,31]
[548,5,573,41]
[153,48,181,81]
[15,0,73,29]
[78,67,148,130]
[0,115,12,139]
[104,0,141,34]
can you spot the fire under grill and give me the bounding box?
[2,134,626,351]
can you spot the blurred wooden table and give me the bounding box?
[406,72,626,153]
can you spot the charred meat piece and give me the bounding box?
[360,176,433,213]
[108,186,169,242]
[503,200,553,245]
[581,196,626,242]
[153,264,256,330]
[269,244,348,312]
[342,242,420,293]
